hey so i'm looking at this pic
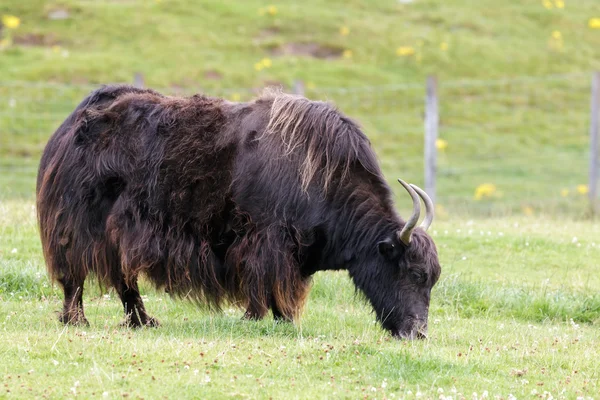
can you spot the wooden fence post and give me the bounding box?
[133,72,145,88]
[424,75,439,205]
[293,80,305,96]
[590,71,600,215]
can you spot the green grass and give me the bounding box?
[1,200,599,398]
[1,2,600,396]
[1,0,600,214]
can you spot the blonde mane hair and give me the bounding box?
[257,87,378,192]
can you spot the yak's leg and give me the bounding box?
[237,227,309,322]
[58,275,89,326]
[242,292,270,320]
[272,276,313,322]
[271,298,293,322]
[113,277,159,328]
[243,283,309,322]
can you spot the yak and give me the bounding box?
[36,84,441,339]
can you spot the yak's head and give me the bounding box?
[354,179,441,340]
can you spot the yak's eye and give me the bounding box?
[409,270,427,284]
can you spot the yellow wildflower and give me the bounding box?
[231,93,241,102]
[1,15,20,29]
[306,81,316,90]
[576,184,588,195]
[542,0,553,9]
[339,26,350,36]
[254,62,264,71]
[342,49,353,59]
[261,58,272,68]
[589,18,600,29]
[435,138,448,151]
[267,5,278,16]
[52,45,61,53]
[440,42,448,51]
[396,46,415,56]
[522,206,534,216]
[549,31,563,51]
[560,188,569,197]
[554,0,564,8]
[474,183,497,201]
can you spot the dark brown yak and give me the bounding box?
[36,84,441,339]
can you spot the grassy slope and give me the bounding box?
[1,0,600,213]
[1,0,599,85]
[1,2,600,396]
[1,200,600,398]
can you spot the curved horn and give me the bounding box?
[397,179,421,245]
[409,184,434,231]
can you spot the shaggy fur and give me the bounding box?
[36,85,441,338]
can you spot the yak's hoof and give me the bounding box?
[273,315,293,324]
[120,315,160,329]
[59,311,89,326]
[242,310,266,321]
[144,317,161,327]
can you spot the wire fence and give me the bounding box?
[0,72,597,217]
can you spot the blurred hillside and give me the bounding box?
[1,0,600,215]
[2,0,600,86]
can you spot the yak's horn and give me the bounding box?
[409,184,434,231]
[397,179,421,245]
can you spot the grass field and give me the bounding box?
[1,200,599,399]
[2,0,600,398]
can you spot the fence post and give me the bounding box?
[293,80,305,96]
[590,71,600,215]
[424,75,439,205]
[133,72,145,88]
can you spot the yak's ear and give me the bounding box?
[378,237,399,260]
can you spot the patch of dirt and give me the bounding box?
[257,26,281,39]
[269,42,343,60]
[13,33,61,47]
[253,26,282,46]
[69,77,91,85]
[203,70,223,80]
[449,22,488,34]
[47,8,70,20]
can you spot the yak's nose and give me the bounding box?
[409,320,428,340]
[395,326,428,340]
